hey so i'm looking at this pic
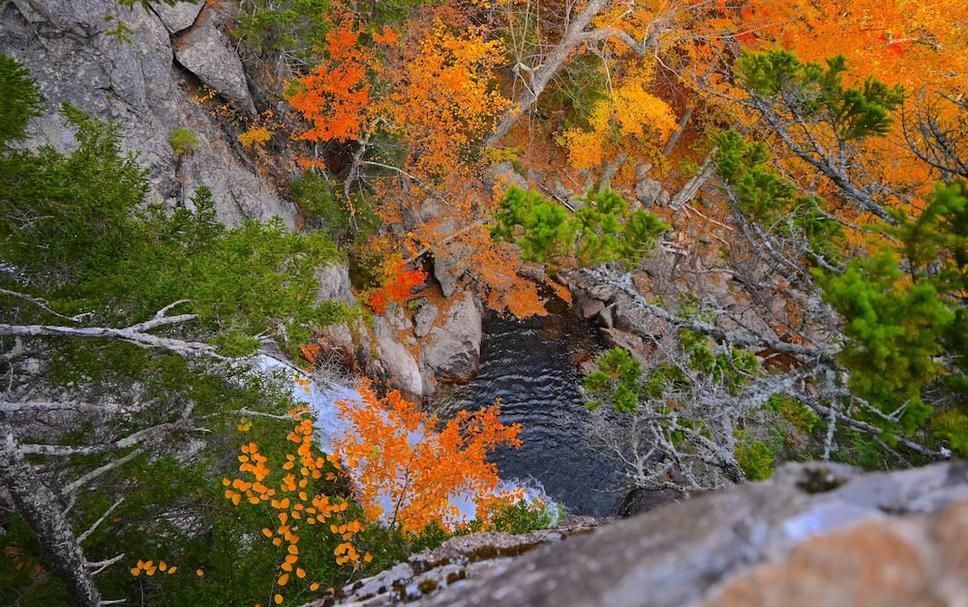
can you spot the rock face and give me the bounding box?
[326,461,968,607]
[700,501,968,607]
[421,292,483,384]
[173,11,257,116]
[0,0,296,228]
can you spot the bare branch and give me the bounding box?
[78,498,124,544]
[669,155,716,211]
[0,288,88,323]
[86,553,125,576]
[486,0,614,146]
[0,400,122,414]
[62,448,145,496]
[0,317,225,360]
[22,420,192,457]
[580,268,833,360]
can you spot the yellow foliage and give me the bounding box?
[560,64,676,171]
[383,21,510,178]
[238,126,272,149]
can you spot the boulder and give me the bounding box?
[483,161,528,193]
[433,251,463,298]
[399,461,968,607]
[372,317,423,399]
[576,295,606,320]
[149,0,203,33]
[328,518,600,606]
[600,328,651,366]
[385,303,412,332]
[173,13,256,115]
[619,487,685,517]
[635,178,663,207]
[701,500,968,607]
[421,292,483,383]
[413,303,439,338]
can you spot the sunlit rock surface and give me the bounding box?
[309,461,968,607]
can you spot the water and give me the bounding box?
[440,301,626,517]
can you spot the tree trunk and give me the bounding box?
[0,421,102,607]
[485,0,609,147]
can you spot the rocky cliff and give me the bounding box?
[0,0,296,227]
[316,461,968,607]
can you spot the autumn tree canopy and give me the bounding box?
[3,0,968,605]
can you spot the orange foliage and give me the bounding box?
[469,233,548,318]
[739,0,968,93]
[383,19,510,177]
[222,407,370,603]
[334,381,522,533]
[287,25,373,143]
[365,255,428,315]
[299,341,323,367]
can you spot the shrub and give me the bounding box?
[169,127,200,157]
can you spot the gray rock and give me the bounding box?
[403,198,455,234]
[173,14,256,115]
[371,317,423,399]
[328,518,600,606]
[483,161,528,193]
[421,292,483,383]
[600,328,651,366]
[413,304,439,338]
[386,303,412,332]
[635,178,663,206]
[699,499,968,607]
[149,0,202,33]
[406,461,968,607]
[341,562,414,603]
[433,252,463,298]
[0,0,296,228]
[316,264,356,306]
[599,303,616,328]
[577,295,606,320]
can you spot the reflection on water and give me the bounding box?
[440,301,626,517]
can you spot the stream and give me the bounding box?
[439,298,626,517]
[268,295,626,522]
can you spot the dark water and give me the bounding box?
[439,300,626,517]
